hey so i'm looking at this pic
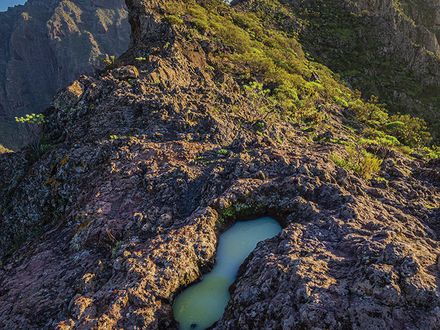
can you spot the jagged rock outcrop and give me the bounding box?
[347,0,440,83]
[400,0,440,51]
[0,0,439,329]
[0,0,130,149]
[352,0,440,56]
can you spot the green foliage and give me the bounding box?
[333,95,349,108]
[253,120,266,132]
[331,146,383,180]
[15,113,50,159]
[15,113,46,125]
[360,128,401,147]
[347,97,432,148]
[296,0,440,142]
[165,14,184,26]
[216,148,230,156]
[232,12,264,38]
[418,146,440,159]
[385,114,431,147]
[220,206,238,219]
[103,55,116,67]
[162,0,436,153]
[219,202,264,221]
[109,134,130,141]
[244,81,277,119]
[348,97,388,126]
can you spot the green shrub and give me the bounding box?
[421,146,440,159]
[216,148,230,156]
[331,146,383,180]
[232,12,264,38]
[15,113,45,125]
[165,14,184,26]
[348,97,388,126]
[244,81,276,119]
[15,113,47,158]
[102,55,116,67]
[360,128,401,147]
[334,95,349,107]
[385,114,431,147]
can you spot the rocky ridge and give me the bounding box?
[0,0,439,329]
[0,0,130,149]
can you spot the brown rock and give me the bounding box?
[0,0,130,149]
[112,65,140,80]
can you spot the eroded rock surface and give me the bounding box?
[0,0,439,329]
[0,0,130,148]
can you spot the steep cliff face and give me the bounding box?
[400,0,440,49]
[0,0,130,149]
[284,0,440,141]
[0,0,439,329]
[351,0,440,57]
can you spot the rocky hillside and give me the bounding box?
[0,0,130,149]
[287,0,440,141]
[0,0,439,329]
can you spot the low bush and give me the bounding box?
[15,113,47,158]
[385,114,431,147]
[331,146,383,180]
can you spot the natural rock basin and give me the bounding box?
[173,217,282,330]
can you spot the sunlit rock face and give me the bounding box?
[0,0,130,148]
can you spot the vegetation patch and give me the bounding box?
[295,0,440,142]
[161,0,437,156]
[219,202,265,221]
[331,146,383,180]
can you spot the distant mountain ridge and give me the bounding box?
[278,0,440,142]
[0,0,130,148]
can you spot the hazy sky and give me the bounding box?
[0,0,26,12]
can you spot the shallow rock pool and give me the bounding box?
[173,217,282,329]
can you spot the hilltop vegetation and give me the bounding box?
[156,0,437,156]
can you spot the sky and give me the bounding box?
[0,0,26,12]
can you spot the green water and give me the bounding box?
[173,217,282,330]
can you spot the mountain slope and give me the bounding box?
[0,0,130,149]
[282,0,440,141]
[0,0,439,329]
